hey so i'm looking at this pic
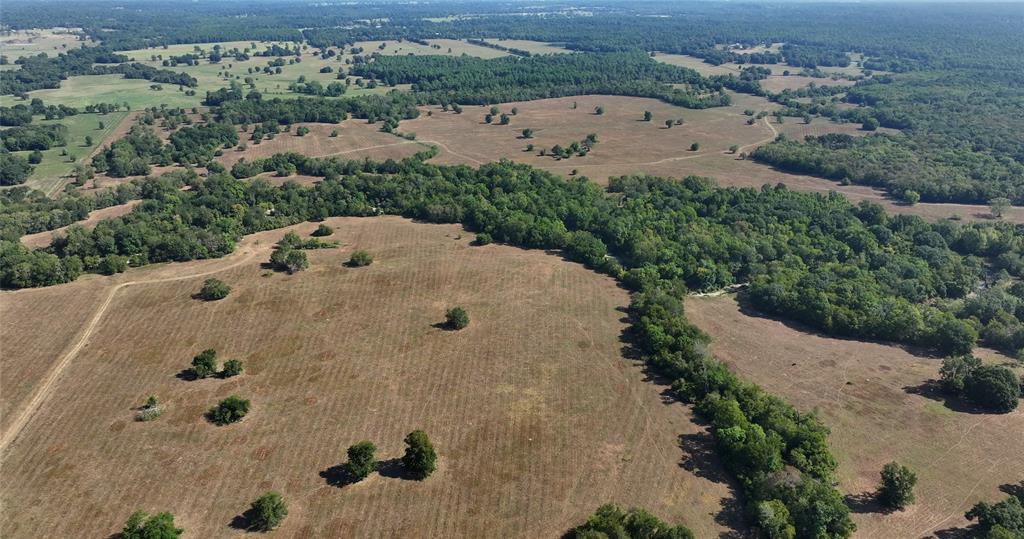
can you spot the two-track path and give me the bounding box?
[0,245,261,455]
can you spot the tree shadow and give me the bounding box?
[376,458,418,480]
[175,368,198,381]
[902,380,989,415]
[1000,480,1024,501]
[319,463,361,488]
[228,508,259,531]
[714,495,747,539]
[677,432,732,485]
[931,525,975,539]
[843,491,890,514]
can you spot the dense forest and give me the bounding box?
[751,133,1024,205]
[350,52,732,109]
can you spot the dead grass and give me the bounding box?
[215,122,427,168]
[685,294,1024,538]
[0,216,738,538]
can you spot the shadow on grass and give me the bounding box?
[842,491,892,515]
[901,380,990,415]
[376,458,420,480]
[175,368,197,381]
[319,463,361,488]
[228,508,261,532]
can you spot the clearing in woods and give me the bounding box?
[0,216,739,538]
[685,294,1024,539]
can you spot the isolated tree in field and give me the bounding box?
[136,395,163,422]
[690,142,700,151]
[346,441,377,480]
[643,111,652,121]
[402,430,437,479]
[594,106,604,115]
[249,492,287,531]
[222,359,243,378]
[190,349,217,378]
[525,143,534,151]
[98,121,105,130]
[198,278,230,300]
[484,114,493,124]
[729,144,740,154]
[445,307,469,330]
[665,119,673,129]
[348,250,373,267]
[207,395,249,425]
[271,248,308,273]
[989,197,1011,219]
[122,510,182,539]
[295,126,309,136]
[28,150,42,164]
[878,462,917,510]
[489,106,499,115]
[85,135,93,146]
[521,128,533,139]
[312,223,334,237]
[499,113,510,125]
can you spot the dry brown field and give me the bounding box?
[0,216,739,538]
[215,122,428,168]
[686,294,1024,539]
[391,95,1022,224]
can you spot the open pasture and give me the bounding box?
[0,216,738,538]
[0,28,92,60]
[480,39,571,55]
[686,294,1024,539]
[9,111,129,195]
[214,121,428,168]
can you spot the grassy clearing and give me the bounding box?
[685,294,1023,538]
[0,28,93,59]
[481,39,572,55]
[0,216,738,538]
[6,111,129,195]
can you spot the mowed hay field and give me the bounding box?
[393,94,1021,223]
[215,121,428,168]
[0,216,738,538]
[685,295,1024,538]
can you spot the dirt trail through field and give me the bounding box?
[0,245,262,455]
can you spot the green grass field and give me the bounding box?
[1,38,512,114]
[9,111,128,195]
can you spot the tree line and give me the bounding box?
[350,52,732,109]
[4,153,1023,535]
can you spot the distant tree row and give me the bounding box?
[350,52,731,109]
